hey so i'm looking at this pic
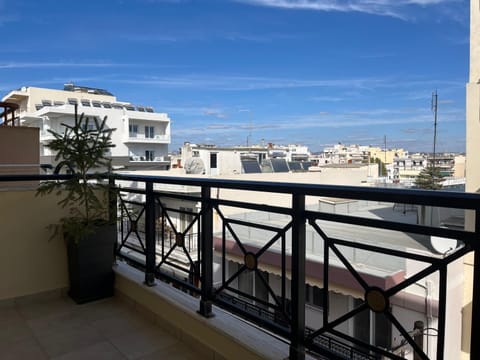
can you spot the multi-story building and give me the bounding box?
[391,154,427,185]
[1,83,171,171]
[426,154,456,177]
[318,143,406,167]
[368,146,407,165]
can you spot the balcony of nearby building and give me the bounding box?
[125,121,170,145]
[124,133,171,144]
[1,173,480,360]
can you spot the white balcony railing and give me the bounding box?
[125,133,170,143]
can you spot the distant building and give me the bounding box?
[180,142,311,176]
[1,84,171,171]
[391,154,427,185]
[0,102,40,186]
[317,143,406,167]
[427,154,457,177]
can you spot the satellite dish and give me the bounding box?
[184,157,205,174]
[430,236,457,254]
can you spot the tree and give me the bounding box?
[371,157,387,177]
[414,166,445,190]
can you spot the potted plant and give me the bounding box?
[37,106,117,304]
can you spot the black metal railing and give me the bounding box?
[0,101,20,126]
[109,174,480,360]
[2,173,480,360]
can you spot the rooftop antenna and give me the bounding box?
[431,90,438,189]
[239,109,252,147]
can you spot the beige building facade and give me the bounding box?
[464,0,480,358]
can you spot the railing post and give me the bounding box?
[199,186,214,317]
[290,192,306,360]
[144,181,156,286]
[108,176,117,224]
[108,176,118,264]
[470,207,480,359]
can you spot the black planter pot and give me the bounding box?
[66,224,116,304]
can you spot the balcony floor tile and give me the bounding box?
[108,324,179,359]
[0,337,48,360]
[50,341,126,360]
[1,294,202,359]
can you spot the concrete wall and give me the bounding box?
[115,263,291,360]
[0,126,39,176]
[464,1,480,358]
[454,155,466,178]
[0,190,69,301]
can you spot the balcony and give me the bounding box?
[124,133,170,144]
[2,173,480,359]
[0,292,201,359]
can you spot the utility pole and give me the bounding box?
[240,109,252,147]
[431,90,438,189]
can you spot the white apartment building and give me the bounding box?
[391,154,427,185]
[1,83,171,171]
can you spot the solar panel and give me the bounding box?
[68,98,78,105]
[288,161,302,171]
[54,101,65,106]
[92,101,101,108]
[125,104,135,111]
[271,158,289,173]
[102,102,112,108]
[145,106,154,113]
[81,99,91,106]
[41,100,52,106]
[35,104,43,110]
[241,159,261,174]
[137,106,145,112]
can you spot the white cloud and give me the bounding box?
[203,108,228,119]
[115,74,463,93]
[122,30,298,43]
[234,0,458,20]
[0,62,132,69]
[119,74,388,91]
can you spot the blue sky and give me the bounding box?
[0,0,470,153]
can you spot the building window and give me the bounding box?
[129,124,138,137]
[145,126,155,138]
[306,284,324,308]
[352,298,391,349]
[210,153,218,169]
[145,150,154,161]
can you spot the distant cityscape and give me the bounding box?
[0,78,473,360]
[1,83,465,191]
